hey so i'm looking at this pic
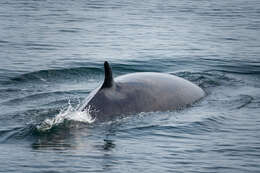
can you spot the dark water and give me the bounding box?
[1,0,260,172]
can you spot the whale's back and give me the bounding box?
[115,72,205,110]
[85,71,205,121]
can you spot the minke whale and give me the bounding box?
[82,61,205,121]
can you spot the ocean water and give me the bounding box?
[0,0,260,172]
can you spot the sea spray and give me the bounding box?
[36,101,95,132]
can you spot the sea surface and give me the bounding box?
[0,0,260,172]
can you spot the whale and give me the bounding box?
[82,61,205,121]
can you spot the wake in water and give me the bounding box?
[36,101,96,132]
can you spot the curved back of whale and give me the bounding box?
[83,61,205,121]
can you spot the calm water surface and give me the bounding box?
[0,0,260,172]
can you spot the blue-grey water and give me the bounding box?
[1,0,260,172]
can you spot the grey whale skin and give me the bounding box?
[83,61,205,121]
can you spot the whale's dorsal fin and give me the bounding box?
[101,61,114,89]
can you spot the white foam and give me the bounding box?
[37,101,95,132]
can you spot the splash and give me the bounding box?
[36,101,96,132]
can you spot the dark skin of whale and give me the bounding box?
[82,61,205,121]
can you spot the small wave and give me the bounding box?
[201,59,260,75]
[0,126,24,142]
[115,111,228,138]
[0,39,9,44]
[36,102,95,132]
[59,29,80,33]
[0,124,36,143]
[9,66,102,84]
[217,94,254,110]
[1,90,88,106]
[174,70,234,91]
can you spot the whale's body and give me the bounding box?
[83,62,205,121]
